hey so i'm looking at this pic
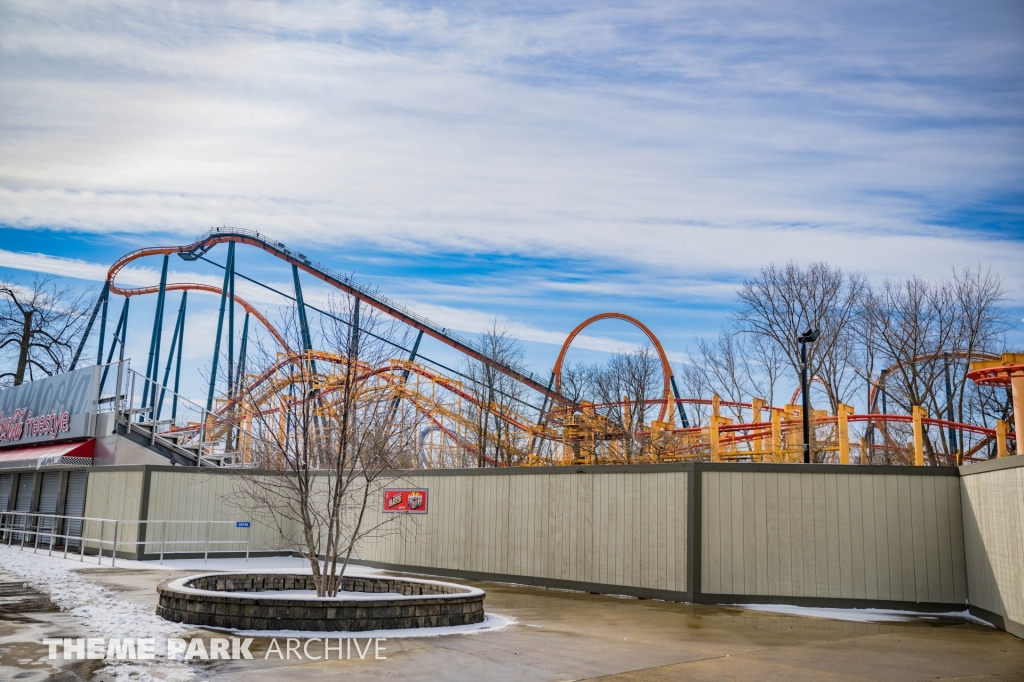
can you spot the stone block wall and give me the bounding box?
[156,574,485,631]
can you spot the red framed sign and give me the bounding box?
[382,488,428,514]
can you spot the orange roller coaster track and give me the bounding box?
[552,312,676,423]
[107,246,291,352]
[110,228,566,405]
[95,227,1019,468]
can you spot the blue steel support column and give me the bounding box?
[529,372,557,457]
[70,282,110,371]
[143,255,170,412]
[172,293,187,420]
[96,283,109,366]
[670,375,690,427]
[99,297,129,388]
[157,292,187,420]
[117,298,129,363]
[391,330,424,412]
[207,243,235,413]
[944,353,958,456]
[291,264,314,353]
[404,330,423,374]
[237,313,250,392]
[227,248,236,396]
[349,299,360,359]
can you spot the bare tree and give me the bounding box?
[0,277,92,387]
[948,267,1008,428]
[859,268,1008,463]
[734,262,867,413]
[230,297,421,596]
[462,321,531,466]
[689,330,755,421]
[587,345,664,461]
[560,362,595,407]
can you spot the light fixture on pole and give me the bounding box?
[797,328,820,464]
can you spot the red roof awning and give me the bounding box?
[0,439,94,468]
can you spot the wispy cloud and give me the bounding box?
[0,1,1020,287]
[1,0,1022,381]
[0,248,295,310]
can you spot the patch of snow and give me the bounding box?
[0,544,195,682]
[220,612,515,639]
[222,589,408,599]
[734,603,993,626]
[167,572,484,601]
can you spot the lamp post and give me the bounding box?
[798,328,820,464]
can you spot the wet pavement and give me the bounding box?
[0,570,97,682]
[1,562,1023,681]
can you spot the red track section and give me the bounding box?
[968,363,1024,386]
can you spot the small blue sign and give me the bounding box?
[236,521,251,528]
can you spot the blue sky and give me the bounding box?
[1,0,1023,405]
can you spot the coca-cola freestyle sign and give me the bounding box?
[0,366,100,447]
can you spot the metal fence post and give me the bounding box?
[112,521,119,568]
[246,524,251,563]
[129,373,136,422]
[115,360,125,420]
[198,413,207,466]
[34,515,41,552]
[80,519,87,562]
[63,516,70,561]
[98,520,105,565]
[160,520,167,565]
[48,516,55,556]
[204,521,210,563]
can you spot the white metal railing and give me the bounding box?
[0,512,251,567]
[111,364,258,467]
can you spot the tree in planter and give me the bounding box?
[230,296,422,597]
[0,277,92,387]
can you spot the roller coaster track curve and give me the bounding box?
[110,228,566,404]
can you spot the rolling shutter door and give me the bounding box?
[0,473,12,538]
[12,473,35,541]
[63,471,87,548]
[37,472,61,545]
[0,473,11,510]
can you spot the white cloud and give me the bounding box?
[0,247,303,311]
[0,1,1021,303]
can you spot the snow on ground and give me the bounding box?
[0,544,195,682]
[0,544,512,680]
[735,603,993,626]
[217,588,407,599]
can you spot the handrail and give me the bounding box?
[0,511,251,566]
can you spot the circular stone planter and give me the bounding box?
[156,573,485,632]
